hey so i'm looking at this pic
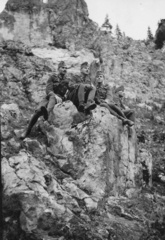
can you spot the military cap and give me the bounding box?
[81,62,89,69]
[58,61,66,69]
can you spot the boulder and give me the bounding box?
[40,101,151,199]
[2,101,152,239]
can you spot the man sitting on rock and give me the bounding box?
[113,86,135,124]
[67,62,96,114]
[95,70,135,127]
[20,61,70,140]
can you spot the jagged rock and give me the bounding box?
[9,138,21,151]
[2,152,73,235]
[1,103,21,119]
[138,148,152,186]
[32,47,95,76]
[2,149,109,239]
[1,103,21,140]
[22,138,47,157]
[40,101,151,199]
[0,0,97,49]
[2,101,153,240]
[154,19,165,49]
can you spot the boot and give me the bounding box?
[123,119,134,127]
[20,110,43,140]
[41,106,48,121]
[47,111,54,124]
[85,100,96,112]
[78,102,85,113]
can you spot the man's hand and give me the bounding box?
[55,95,62,103]
[95,58,100,64]
[84,84,93,90]
[63,90,69,101]
[118,91,124,98]
[104,99,110,104]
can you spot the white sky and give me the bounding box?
[0,0,164,40]
[86,0,165,40]
[0,0,7,13]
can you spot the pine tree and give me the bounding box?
[101,14,112,33]
[147,27,154,41]
[115,24,122,39]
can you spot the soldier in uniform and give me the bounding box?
[113,86,135,124]
[67,62,96,114]
[20,61,70,140]
[95,70,134,126]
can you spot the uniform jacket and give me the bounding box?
[112,86,125,109]
[73,74,91,84]
[46,73,70,98]
[96,83,125,108]
[67,74,92,91]
[95,83,114,103]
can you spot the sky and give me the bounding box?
[0,0,164,40]
[86,0,165,40]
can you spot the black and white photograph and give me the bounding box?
[0,0,165,239]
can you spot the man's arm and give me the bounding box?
[118,91,126,109]
[105,85,114,104]
[67,75,80,90]
[46,74,59,95]
[114,85,124,94]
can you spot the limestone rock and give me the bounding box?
[2,101,153,240]
[41,101,150,199]
[0,0,97,49]
[2,152,73,237]
[1,103,21,140]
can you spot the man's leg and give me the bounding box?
[67,87,79,108]
[20,110,43,140]
[85,86,97,113]
[123,109,135,122]
[47,92,57,115]
[37,97,49,120]
[123,109,135,138]
[20,98,48,140]
[77,84,85,112]
[100,103,134,126]
[100,102,124,120]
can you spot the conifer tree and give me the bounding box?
[101,14,112,33]
[147,27,154,41]
[115,24,122,39]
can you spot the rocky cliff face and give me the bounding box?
[1,41,155,239]
[0,0,97,49]
[1,1,165,240]
[1,39,164,240]
[1,98,151,240]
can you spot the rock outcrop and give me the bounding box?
[2,99,152,240]
[2,38,165,240]
[154,19,165,49]
[0,0,97,49]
